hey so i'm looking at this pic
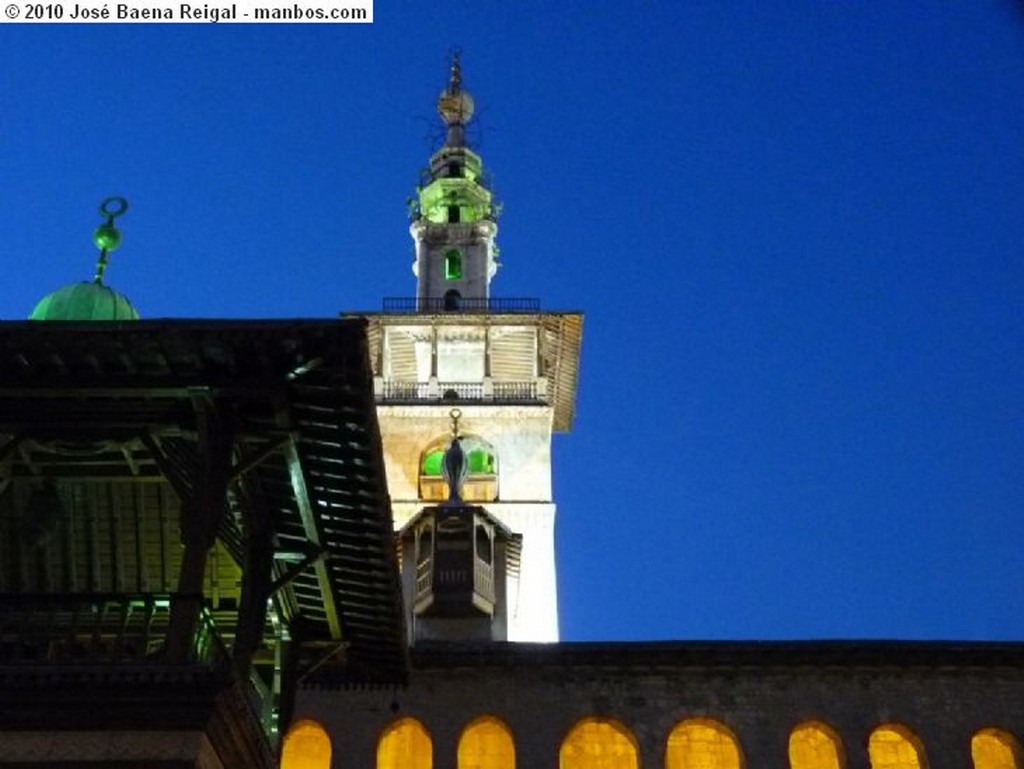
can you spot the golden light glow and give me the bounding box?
[560,718,639,769]
[378,717,432,769]
[789,722,843,769]
[666,718,743,769]
[281,719,331,769]
[868,724,925,769]
[459,715,516,769]
[972,729,1021,769]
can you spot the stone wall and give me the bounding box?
[294,641,1024,769]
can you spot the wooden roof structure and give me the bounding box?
[0,319,406,687]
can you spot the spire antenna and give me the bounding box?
[437,49,474,132]
[92,196,128,284]
[448,47,463,93]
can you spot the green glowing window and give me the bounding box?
[420,448,495,476]
[468,449,495,474]
[422,450,445,476]
[445,249,463,280]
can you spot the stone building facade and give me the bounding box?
[294,642,1024,769]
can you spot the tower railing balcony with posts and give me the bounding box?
[377,377,546,405]
[382,297,541,313]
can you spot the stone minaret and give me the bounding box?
[359,56,582,643]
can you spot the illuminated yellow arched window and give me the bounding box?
[972,729,1022,769]
[868,724,926,769]
[378,717,432,769]
[789,721,843,769]
[560,717,639,769]
[459,715,515,769]
[419,435,498,502]
[281,719,331,769]
[666,718,743,769]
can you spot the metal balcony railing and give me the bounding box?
[382,297,540,313]
[492,381,538,401]
[438,382,484,400]
[379,380,541,404]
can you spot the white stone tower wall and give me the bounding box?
[379,404,559,641]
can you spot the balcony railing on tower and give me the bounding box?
[382,297,541,313]
[378,378,544,405]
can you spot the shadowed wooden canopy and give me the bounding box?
[0,319,406,689]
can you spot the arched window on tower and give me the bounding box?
[560,717,638,769]
[445,249,463,280]
[419,435,498,502]
[280,719,331,769]
[378,717,432,769]
[458,715,516,769]
[972,729,1022,769]
[868,724,926,769]
[666,718,743,769]
[789,721,843,769]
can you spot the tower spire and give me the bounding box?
[411,54,498,306]
[437,49,474,148]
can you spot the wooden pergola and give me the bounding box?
[0,320,406,756]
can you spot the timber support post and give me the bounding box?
[165,389,235,664]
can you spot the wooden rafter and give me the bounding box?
[276,397,343,641]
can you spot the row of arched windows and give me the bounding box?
[281,716,1022,769]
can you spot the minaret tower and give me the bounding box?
[357,56,582,643]
[410,55,499,309]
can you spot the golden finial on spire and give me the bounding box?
[437,48,474,126]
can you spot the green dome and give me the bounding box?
[29,281,140,321]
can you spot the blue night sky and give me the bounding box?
[3,3,1023,642]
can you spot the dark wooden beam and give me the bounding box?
[140,433,193,501]
[267,546,326,598]
[276,397,343,641]
[282,434,342,641]
[0,433,25,463]
[229,437,289,484]
[165,390,235,664]
[232,472,274,682]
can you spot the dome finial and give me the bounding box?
[92,196,128,285]
[437,48,474,130]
